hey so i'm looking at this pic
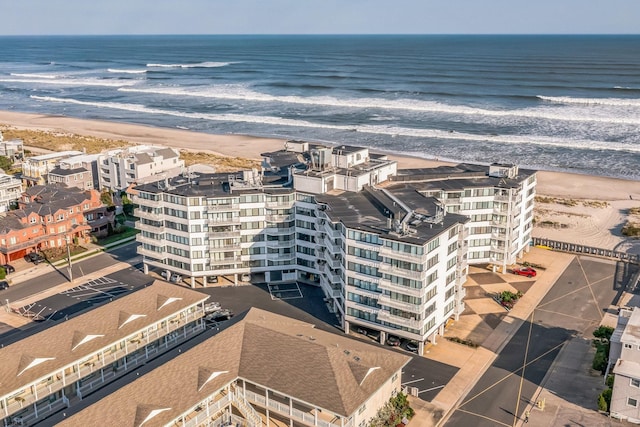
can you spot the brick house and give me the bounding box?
[0,185,108,263]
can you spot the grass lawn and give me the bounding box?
[97,226,140,246]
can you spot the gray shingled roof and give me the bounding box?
[58,308,411,427]
[155,147,179,160]
[0,281,208,397]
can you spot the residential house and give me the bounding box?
[609,307,640,423]
[21,151,83,187]
[48,154,100,191]
[0,185,105,263]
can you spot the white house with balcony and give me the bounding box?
[608,307,640,424]
[0,173,22,214]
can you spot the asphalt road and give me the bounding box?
[0,243,140,304]
[445,256,624,427]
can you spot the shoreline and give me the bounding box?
[1,110,637,201]
[1,110,639,253]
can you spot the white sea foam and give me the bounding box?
[118,86,640,125]
[537,95,640,107]
[30,95,640,154]
[10,73,59,79]
[146,62,231,68]
[1,77,137,87]
[107,68,147,74]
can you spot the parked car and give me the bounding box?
[0,281,8,290]
[1,264,15,274]
[406,340,419,353]
[512,267,537,278]
[240,273,251,282]
[204,308,233,322]
[356,326,370,337]
[160,270,170,279]
[204,301,222,314]
[24,252,45,264]
[170,273,183,283]
[386,335,401,347]
[207,275,218,284]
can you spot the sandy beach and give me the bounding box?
[1,110,639,253]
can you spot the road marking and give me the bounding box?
[419,384,445,393]
[401,378,425,386]
[455,408,511,427]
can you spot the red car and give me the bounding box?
[512,267,537,278]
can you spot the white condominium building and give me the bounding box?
[387,162,537,273]
[97,145,184,191]
[131,142,536,354]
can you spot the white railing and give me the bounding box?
[377,311,422,329]
[266,214,294,222]
[181,394,231,427]
[208,230,242,239]
[135,197,163,208]
[377,294,422,313]
[134,208,163,221]
[265,200,294,208]
[378,246,424,264]
[378,264,426,281]
[136,221,164,233]
[377,279,424,298]
[207,204,240,211]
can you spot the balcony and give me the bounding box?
[378,263,426,281]
[209,243,242,251]
[379,246,423,264]
[209,217,241,226]
[135,197,163,209]
[134,208,163,221]
[138,246,165,259]
[264,226,295,235]
[266,239,295,248]
[377,310,422,329]
[207,203,240,212]
[136,221,164,233]
[207,230,241,239]
[265,213,294,222]
[377,279,425,298]
[378,294,422,313]
[210,255,242,265]
[265,200,294,209]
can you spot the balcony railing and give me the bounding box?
[378,264,426,281]
[379,246,424,264]
[134,197,163,208]
[136,221,164,233]
[209,217,241,225]
[265,200,294,208]
[265,214,294,222]
[181,394,232,427]
[378,294,422,313]
[377,310,422,329]
[266,239,295,248]
[243,389,353,427]
[134,208,163,221]
[3,317,204,420]
[264,226,296,235]
[208,230,242,239]
[377,279,425,298]
[138,246,165,259]
[207,204,240,212]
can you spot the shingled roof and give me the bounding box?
[0,281,208,398]
[58,308,411,427]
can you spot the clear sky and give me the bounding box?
[2,0,639,36]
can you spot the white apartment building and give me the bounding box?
[609,307,640,423]
[0,132,24,159]
[0,281,208,427]
[97,145,184,191]
[57,308,411,427]
[131,142,536,355]
[387,162,537,273]
[0,173,22,214]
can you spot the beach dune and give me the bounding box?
[1,110,638,253]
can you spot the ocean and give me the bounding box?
[0,35,639,179]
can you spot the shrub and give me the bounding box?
[592,346,608,373]
[0,267,5,280]
[593,326,614,340]
[597,393,608,412]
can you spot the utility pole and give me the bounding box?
[66,235,73,282]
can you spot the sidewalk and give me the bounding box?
[409,247,576,427]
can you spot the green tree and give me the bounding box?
[593,326,614,340]
[100,190,114,207]
[0,156,12,172]
[0,267,6,280]
[597,393,608,412]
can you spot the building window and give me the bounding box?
[628,397,638,407]
[625,343,633,349]
[631,378,640,388]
